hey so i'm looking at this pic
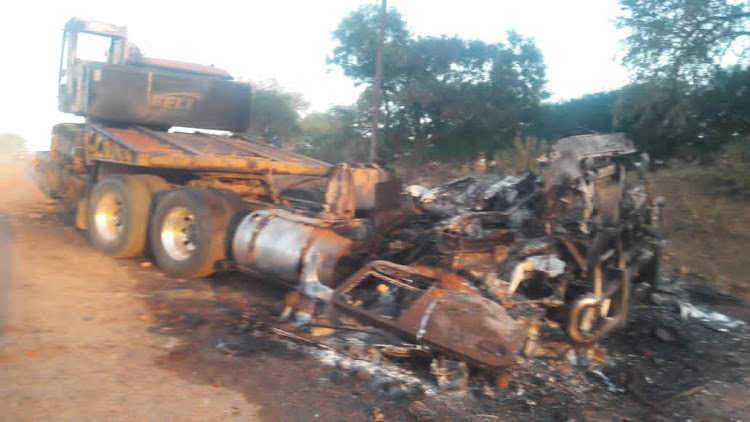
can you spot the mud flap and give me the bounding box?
[75,198,88,230]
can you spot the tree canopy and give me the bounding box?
[614,0,749,157]
[297,106,368,163]
[618,0,749,84]
[328,4,411,87]
[288,2,749,166]
[245,80,309,145]
[328,5,548,163]
[536,90,621,140]
[614,65,749,157]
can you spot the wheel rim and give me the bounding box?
[94,192,124,242]
[568,229,629,343]
[161,207,197,261]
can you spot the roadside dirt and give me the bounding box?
[1,159,748,421]
[0,160,259,421]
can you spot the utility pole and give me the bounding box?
[370,0,386,163]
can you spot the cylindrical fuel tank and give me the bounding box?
[231,210,352,287]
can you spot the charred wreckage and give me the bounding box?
[37,18,665,391]
[264,133,664,378]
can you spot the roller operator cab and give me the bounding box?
[58,17,252,132]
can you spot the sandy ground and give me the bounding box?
[0,160,259,421]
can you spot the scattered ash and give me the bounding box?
[133,262,748,421]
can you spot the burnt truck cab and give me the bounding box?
[58,17,251,132]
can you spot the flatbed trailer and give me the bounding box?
[65,123,331,174]
[36,120,342,246]
[37,122,332,203]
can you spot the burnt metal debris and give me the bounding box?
[271,133,665,373]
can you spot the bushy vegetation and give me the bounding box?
[717,138,750,196]
[294,106,369,164]
[493,136,548,175]
[247,0,747,182]
[663,137,750,197]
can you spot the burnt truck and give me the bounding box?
[36,18,663,372]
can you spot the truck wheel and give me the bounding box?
[150,187,233,279]
[87,175,164,258]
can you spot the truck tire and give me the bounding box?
[150,187,233,279]
[87,175,165,258]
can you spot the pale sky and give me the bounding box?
[0,0,628,150]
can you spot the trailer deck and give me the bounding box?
[80,124,332,176]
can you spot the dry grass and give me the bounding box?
[395,135,549,186]
[492,135,548,175]
[651,166,750,301]
[394,161,464,187]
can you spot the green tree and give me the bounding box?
[328,4,411,87]
[537,90,621,140]
[329,5,548,164]
[690,65,750,151]
[618,0,749,84]
[615,1,749,158]
[394,33,548,163]
[246,80,309,145]
[613,81,690,157]
[297,106,368,163]
[613,66,749,158]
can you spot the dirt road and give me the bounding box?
[0,161,262,421]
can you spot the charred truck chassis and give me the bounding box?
[36,18,663,375]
